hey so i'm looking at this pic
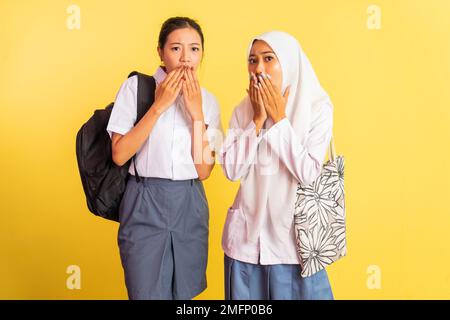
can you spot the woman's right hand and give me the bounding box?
[247,72,267,126]
[153,67,184,114]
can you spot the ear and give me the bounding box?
[157,47,163,61]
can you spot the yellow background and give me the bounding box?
[1,0,449,299]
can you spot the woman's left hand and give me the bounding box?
[257,74,290,123]
[182,66,204,122]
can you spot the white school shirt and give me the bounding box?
[106,67,223,180]
[219,101,333,265]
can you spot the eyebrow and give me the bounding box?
[169,42,201,46]
[249,51,275,57]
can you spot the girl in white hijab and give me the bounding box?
[219,31,334,300]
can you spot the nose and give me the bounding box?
[255,60,265,75]
[180,48,190,65]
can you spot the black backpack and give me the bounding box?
[76,71,156,222]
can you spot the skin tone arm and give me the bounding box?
[111,67,184,166]
[182,66,215,180]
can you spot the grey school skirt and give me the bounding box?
[117,175,209,300]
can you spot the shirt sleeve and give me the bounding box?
[263,101,334,186]
[203,92,224,153]
[218,108,264,182]
[106,75,138,139]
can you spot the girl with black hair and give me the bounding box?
[107,17,223,300]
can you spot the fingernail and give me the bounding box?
[266,74,271,79]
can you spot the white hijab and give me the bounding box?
[242,30,332,145]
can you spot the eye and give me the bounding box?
[264,56,274,62]
[171,47,180,52]
[191,47,200,52]
[248,57,256,64]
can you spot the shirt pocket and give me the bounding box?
[222,207,247,250]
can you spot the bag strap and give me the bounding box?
[328,135,336,163]
[127,71,156,183]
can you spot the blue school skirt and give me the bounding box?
[224,254,334,300]
[117,175,209,300]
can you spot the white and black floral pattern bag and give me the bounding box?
[294,136,346,278]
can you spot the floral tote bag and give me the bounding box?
[294,135,346,278]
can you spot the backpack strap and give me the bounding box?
[127,71,157,183]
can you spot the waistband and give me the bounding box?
[127,174,197,187]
